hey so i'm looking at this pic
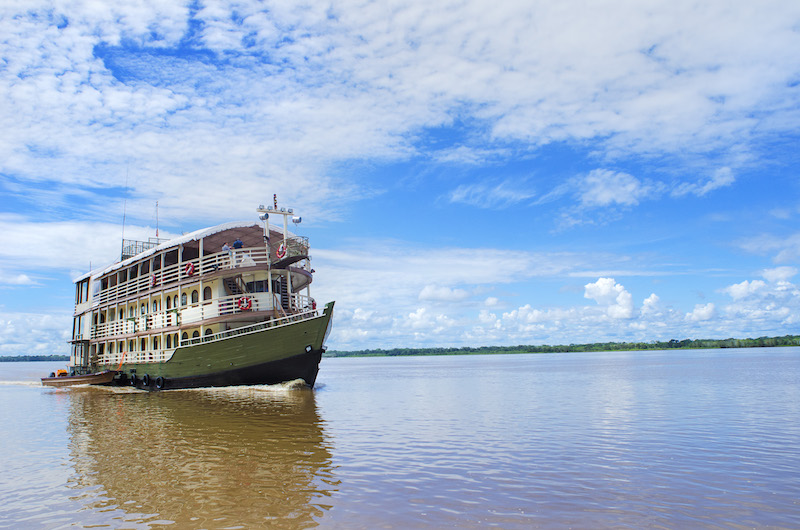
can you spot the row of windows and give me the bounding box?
[95,287,214,323]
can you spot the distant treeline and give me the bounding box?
[324,335,800,358]
[0,355,69,362]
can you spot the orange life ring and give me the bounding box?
[237,297,252,311]
[185,262,195,276]
[276,244,287,259]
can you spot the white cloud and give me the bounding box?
[419,284,469,302]
[686,303,715,321]
[762,266,797,283]
[448,180,536,209]
[641,293,660,314]
[584,277,634,319]
[579,170,652,207]
[722,280,767,300]
[672,167,736,197]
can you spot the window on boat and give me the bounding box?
[174,333,179,346]
[181,293,187,306]
[203,286,212,301]
[129,266,138,280]
[173,295,179,308]
[166,334,171,348]
[205,328,213,336]
[129,306,135,318]
[192,330,200,338]
[140,338,146,351]
[109,342,114,353]
[141,303,147,315]
[129,340,135,352]
[191,290,199,304]
[245,280,268,292]
[166,296,171,310]
[153,336,159,349]
[152,300,158,312]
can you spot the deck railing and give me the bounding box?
[96,306,320,366]
[89,290,300,340]
[93,246,274,306]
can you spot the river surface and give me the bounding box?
[1,348,799,529]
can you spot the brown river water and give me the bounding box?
[1,348,799,528]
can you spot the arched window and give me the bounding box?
[191,290,199,304]
[173,295,178,308]
[153,336,159,349]
[181,332,188,341]
[140,338,146,351]
[141,303,146,315]
[203,286,212,301]
[205,328,213,336]
[152,300,158,312]
[166,334,171,348]
[192,330,199,338]
[129,340,135,352]
[181,293,187,306]
[166,296,172,309]
[109,342,114,353]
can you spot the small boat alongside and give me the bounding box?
[41,370,117,388]
[48,200,334,391]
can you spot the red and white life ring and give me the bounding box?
[237,297,252,311]
[311,300,317,310]
[185,262,195,276]
[276,244,287,259]
[150,274,157,287]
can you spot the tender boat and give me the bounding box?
[41,370,118,387]
[52,201,334,390]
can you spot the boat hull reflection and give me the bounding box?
[65,385,335,528]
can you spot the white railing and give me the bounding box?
[183,307,319,346]
[93,247,270,306]
[95,306,320,365]
[99,348,176,367]
[90,292,278,340]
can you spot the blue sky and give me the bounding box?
[1,0,799,355]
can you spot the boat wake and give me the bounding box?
[0,380,41,387]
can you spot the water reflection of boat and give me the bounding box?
[65,386,335,528]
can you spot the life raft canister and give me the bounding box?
[276,244,287,259]
[185,262,195,276]
[238,296,252,311]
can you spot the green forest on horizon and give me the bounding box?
[2,335,798,362]
[323,335,800,358]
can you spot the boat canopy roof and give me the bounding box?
[76,220,291,282]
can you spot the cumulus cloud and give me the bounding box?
[584,277,634,319]
[722,280,767,300]
[686,303,715,321]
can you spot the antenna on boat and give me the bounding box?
[155,200,159,238]
[120,167,129,259]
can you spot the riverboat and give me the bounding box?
[60,202,334,391]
